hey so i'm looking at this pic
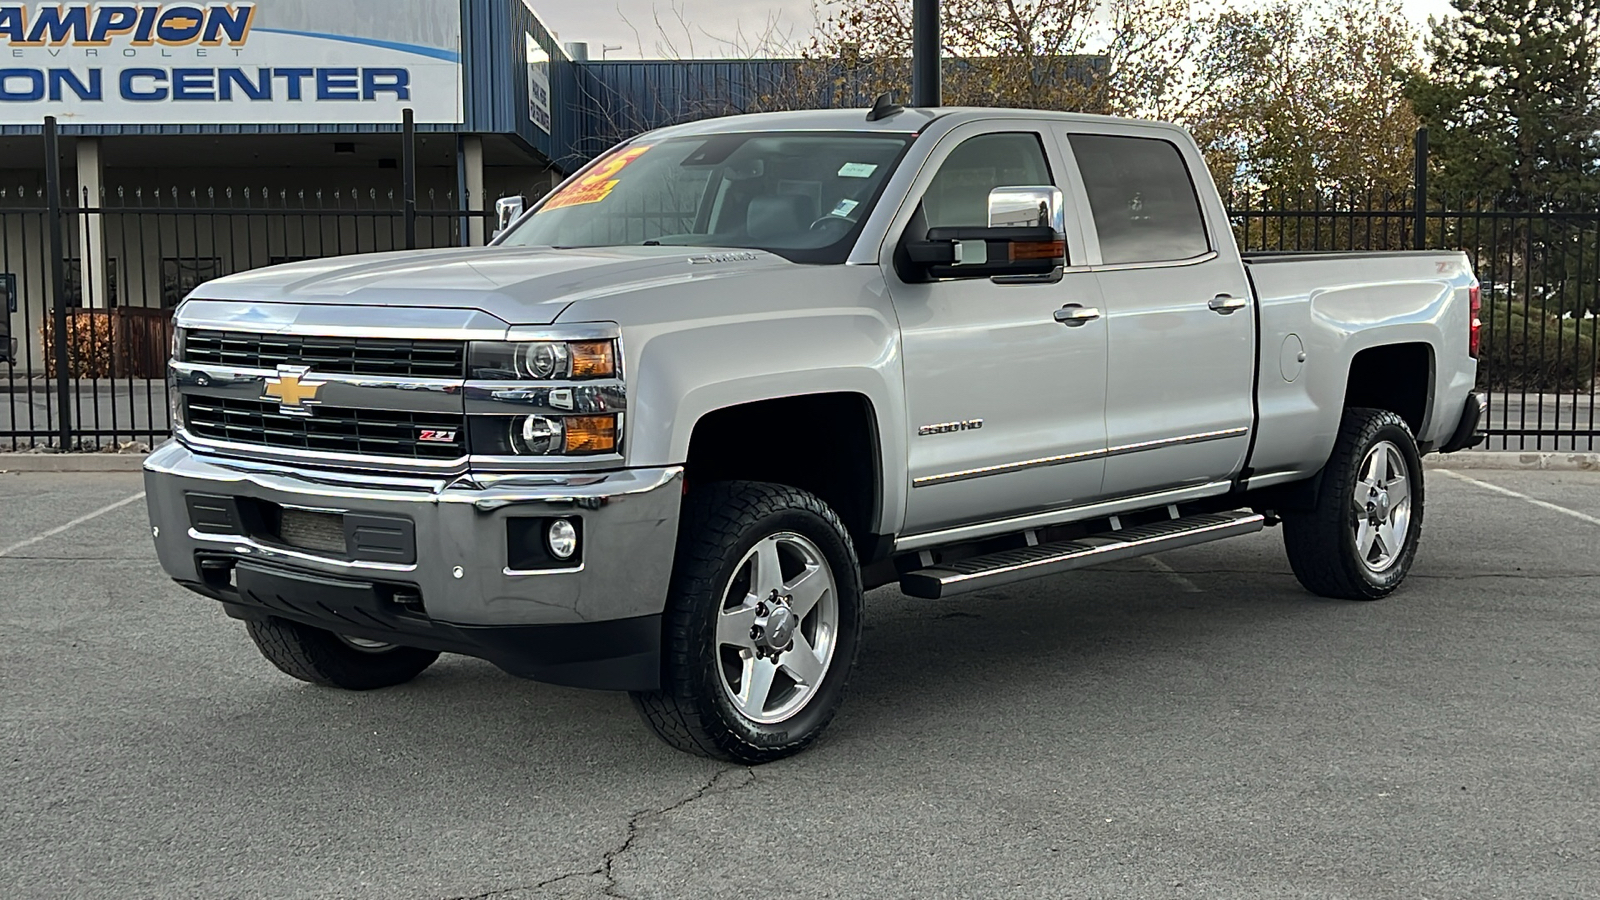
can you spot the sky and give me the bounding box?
[532,0,1461,60]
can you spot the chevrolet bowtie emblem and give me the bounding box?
[263,365,325,415]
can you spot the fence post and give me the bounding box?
[43,116,72,450]
[402,107,417,250]
[1413,126,1429,250]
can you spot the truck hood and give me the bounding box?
[190,245,793,326]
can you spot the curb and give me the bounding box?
[0,453,148,473]
[1426,451,1600,472]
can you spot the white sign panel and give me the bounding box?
[525,31,549,133]
[0,1,464,125]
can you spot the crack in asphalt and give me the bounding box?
[439,766,755,900]
[599,766,755,899]
[442,869,595,900]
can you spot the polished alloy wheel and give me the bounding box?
[1352,440,1412,573]
[337,634,397,653]
[715,532,839,725]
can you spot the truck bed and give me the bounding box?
[1240,249,1477,489]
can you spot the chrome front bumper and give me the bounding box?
[144,442,683,686]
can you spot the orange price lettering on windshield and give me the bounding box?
[541,146,652,210]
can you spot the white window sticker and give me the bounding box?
[831,199,860,217]
[837,163,878,178]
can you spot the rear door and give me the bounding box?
[1055,125,1255,498]
[884,121,1108,536]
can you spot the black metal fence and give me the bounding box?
[2,114,495,452]
[1,121,1596,453]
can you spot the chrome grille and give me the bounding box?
[185,397,465,461]
[183,330,465,378]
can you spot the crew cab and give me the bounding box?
[145,106,1486,762]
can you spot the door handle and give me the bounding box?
[1053,304,1101,326]
[1208,294,1248,314]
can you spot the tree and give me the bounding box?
[1410,0,1600,375]
[594,0,1425,203]
[799,0,1196,115]
[1408,0,1600,201]
[1186,0,1421,199]
[797,0,1421,199]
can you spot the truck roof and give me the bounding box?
[640,106,1187,141]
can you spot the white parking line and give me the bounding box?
[1146,555,1203,593]
[1437,469,1600,527]
[0,491,147,558]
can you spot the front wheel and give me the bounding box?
[245,616,440,690]
[1282,407,1425,600]
[632,481,863,763]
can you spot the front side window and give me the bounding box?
[920,132,1053,229]
[501,132,912,264]
[1069,134,1210,265]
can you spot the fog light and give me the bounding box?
[547,518,579,560]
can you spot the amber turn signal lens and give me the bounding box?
[563,414,618,453]
[1009,239,1065,261]
[568,341,616,378]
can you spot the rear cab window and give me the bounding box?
[1068,134,1210,265]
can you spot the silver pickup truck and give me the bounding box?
[145,107,1486,762]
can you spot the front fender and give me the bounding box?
[568,266,908,538]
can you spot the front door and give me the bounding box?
[886,124,1109,537]
[1059,127,1255,498]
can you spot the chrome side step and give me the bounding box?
[899,510,1265,600]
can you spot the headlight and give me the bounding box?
[470,413,620,456]
[469,340,617,380]
[511,414,564,455]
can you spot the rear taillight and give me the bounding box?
[1468,284,1481,358]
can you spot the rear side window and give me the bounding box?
[1069,134,1209,265]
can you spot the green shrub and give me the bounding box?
[1478,299,1598,392]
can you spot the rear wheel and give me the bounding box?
[1283,407,1425,600]
[632,481,863,763]
[245,616,440,690]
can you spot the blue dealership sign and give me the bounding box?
[0,1,463,124]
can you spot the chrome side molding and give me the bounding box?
[912,427,1249,488]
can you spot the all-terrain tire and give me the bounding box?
[631,481,864,764]
[245,617,440,690]
[1283,407,1425,600]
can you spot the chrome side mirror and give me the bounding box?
[494,196,526,238]
[988,185,1065,233]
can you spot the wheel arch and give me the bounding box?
[683,392,891,560]
[1342,341,1436,440]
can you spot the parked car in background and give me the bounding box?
[144,105,1486,763]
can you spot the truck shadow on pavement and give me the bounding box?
[212,561,1348,775]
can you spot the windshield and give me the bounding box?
[500,131,913,264]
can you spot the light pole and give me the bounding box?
[912,0,941,107]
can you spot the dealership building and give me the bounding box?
[0,0,798,370]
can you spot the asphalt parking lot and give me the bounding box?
[3,466,1599,899]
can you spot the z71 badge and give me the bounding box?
[418,430,458,444]
[918,419,984,436]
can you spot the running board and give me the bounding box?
[899,510,1265,600]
